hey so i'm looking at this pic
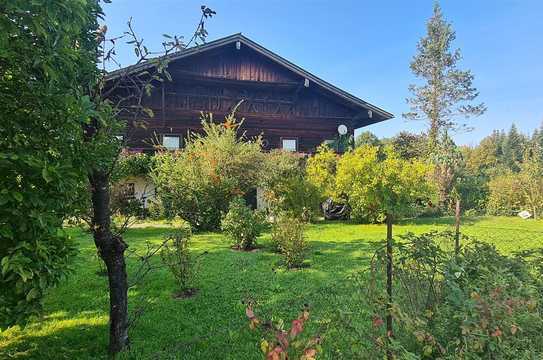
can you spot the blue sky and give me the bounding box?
[102,0,543,145]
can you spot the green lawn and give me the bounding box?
[1,217,542,359]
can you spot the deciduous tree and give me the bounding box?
[0,0,100,327]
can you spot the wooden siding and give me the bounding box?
[113,43,360,153]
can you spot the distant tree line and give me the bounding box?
[354,121,543,218]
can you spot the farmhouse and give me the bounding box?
[107,33,393,206]
[107,33,393,153]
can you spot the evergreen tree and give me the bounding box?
[390,131,427,160]
[404,2,486,150]
[355,131,381,148]
[532,123,543,164]
[502,124,525,172]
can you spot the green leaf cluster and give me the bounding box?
[0,0,101,326]
[335,145,435,222]
[151,114,264,231]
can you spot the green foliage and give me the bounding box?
[502,124,527,172]
[335,145,382,222]
[328,134,354,153]
[430,132,464,211]
[147,199,166,221]
[160,228,199,294]
[336,145,434,223]
[112,152,154,182]
[0,0,100,326]
[221,197,264,250]
[366,231,543,358]
[271,216,307,268]
[487,153,543,218]
[487,171,524,216]
[244,305,321,359]
[306,145,338,202]
[261,150,320,221]
[152,114,264,231]
[354,131,381,148]
[455,173,488,214]
[389,131,427,160]
[462,130,505,178]
[110,188,145,220]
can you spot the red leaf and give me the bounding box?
[491,327,503,337]
[277,330,289,349]
[246,307,255,319]
[266,346,283,360]
[372,315,384,328]
[290,319,304,337]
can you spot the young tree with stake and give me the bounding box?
[364,147,433,359]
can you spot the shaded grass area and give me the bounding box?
[1,217,542,359]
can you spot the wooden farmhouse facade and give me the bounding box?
[107,33,393,153]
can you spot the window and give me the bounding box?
[162,135,180,150]
[281,138,297,152]
[121,183,135,200]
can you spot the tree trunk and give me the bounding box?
[428,114,440,155]
[455,198,461,256]
[385,213,393,360]
[89,170,130,354]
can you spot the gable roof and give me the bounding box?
[107,33,393,122]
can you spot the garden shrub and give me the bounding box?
[271,216,307,268]
[306,144,338,203]
[456,173,489,214]
[110,186,145,219]
[260,150,320,221]
[111,152,154,182]
[486,171,524,216]
[146,199,166,220]
[152,114,264,231]
[486,149,543,218]
[244,304,322,359]
[221,197,264,250]
[336,145,433,223]
[160,228,199,297]
[364,231,543,359]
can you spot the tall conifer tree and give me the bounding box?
[404,2,486,151]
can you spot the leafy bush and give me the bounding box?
[110,187,145,219]
[147,199,166,220]
[486,171,523,216]
[260,150,320,221]
[364,231,543,359]
[160,228,199,296]
[112,152,154,182]
[0,0,98,326]
[152,114,264,231]
[336,145,434,223]
[487,154,543,218]
[244,304,322,359]
[306,144,338,203]
[456,173,489,214]
[221,197,263,250]
[271,216,307,268]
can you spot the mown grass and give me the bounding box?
[1,216,542,359]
